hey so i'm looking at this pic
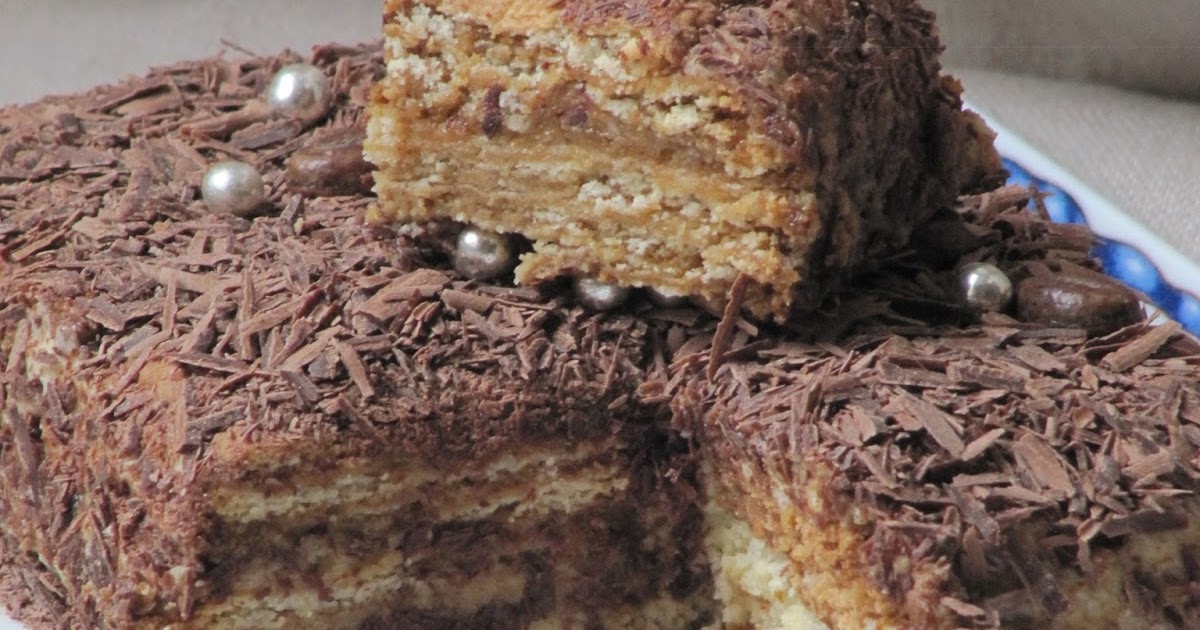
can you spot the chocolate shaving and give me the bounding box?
[3,320,30,374]
[961,428,1006,461]
[1122,450,1177,484]
[1011,433,1075,498]
[330,394,381,440]
[708,273,749,379]
[948,486,1001,542]
[1009,344,1067,374]
[1103,322,1182,372]
[71,216,125,242]
[856,449,898,488]
[241,293,314,336]
[136,263,227,295]
[5,405,42,507]
[180,101,271,139]
[183,408,244,449]
[110,330,169,396]
[230,120,302,150]
[278,328,339,373]
[1100,509,1189,538]
[441,289,497,314]
[85,298,133,332]
[335,341,375,400]
[878,361,957,389]
[9,227,69,262]
[947,362,1029,392]
[92,78,172,113]
[280,369,321,405]
[172,352,248,374]
[898,392,965,457]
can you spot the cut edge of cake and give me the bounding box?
[365,0,1004,321]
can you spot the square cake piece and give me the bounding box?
[0,46,711,630]
[5,11,1200,630]
[670,191,1200,629]
[366,0,1003,320]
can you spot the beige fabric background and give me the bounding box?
[2,0,1198,264]
[926,0,1200,100]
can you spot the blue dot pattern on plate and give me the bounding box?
[1002,157,1200,335]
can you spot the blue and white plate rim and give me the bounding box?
[977,109,1200,335]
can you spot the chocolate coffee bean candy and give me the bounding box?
[285,126,373,197]
[1016,269,1144,336]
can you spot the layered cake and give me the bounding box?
[3,20,1200,630]
[0,47,711,629]
[671,190,1200,629]
[365,0,1003,321]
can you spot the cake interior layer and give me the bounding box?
[369,2,826,316]
[369,117,813,309]
[706,458,1200,630]
[376,2,801,177]
[701,461,913,630]
[186,445,712,630]
[704,504,830,630]
[205,439,628,525]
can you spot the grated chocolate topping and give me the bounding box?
[3,37,1199,630]
[1,43,669,628]
[664,188,1200,627]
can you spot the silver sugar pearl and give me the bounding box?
[575,278,631,311]
[959,262,1013,312]
[645,287,690,308]
[454,227,516,281]
[266,63,332,124]
[201,160,265,217]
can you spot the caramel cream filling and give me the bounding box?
[208,441,627,525]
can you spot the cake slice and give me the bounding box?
[0,46,710,630]
[365,0,1004,321]
[665,189,1200,629]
